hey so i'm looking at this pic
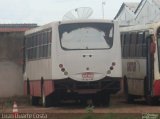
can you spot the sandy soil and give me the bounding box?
[1,96,160,119]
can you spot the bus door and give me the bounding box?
[157,28,160,73]
[146,35,155,96]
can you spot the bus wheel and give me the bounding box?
[126,94,134,104]
[31,96,40,106]
[51,94,61,107]
[80,98,87,106]
[102,94,110,107]
[45,95,53,107]
[93,93,110,107]
[41,95,52,107]
[96,93,110,107]
[41,92,54,107]
[123,76,134,103]
[146,96,159,105]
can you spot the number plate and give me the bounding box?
[82,72,94,80]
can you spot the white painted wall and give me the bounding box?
[116,0,160,26]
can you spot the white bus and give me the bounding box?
[120,22,160,105]
[24,19,122,107]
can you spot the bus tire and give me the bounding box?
[93,95,100,106]
[123,76,128,94]
[99,92,110,107]
[42,93,56,107]
[42,96,52,107]
[45,96,53,107]
[31,96,40,106]
[123,76,134,103]
[126,94,134,104]
[41,92,55,107]
[93,93,110,107]
[80,98,87,106]
[146,96,159,105]
[102,94,110,107]
[51,94,61,107]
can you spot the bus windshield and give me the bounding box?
[59,23,114,50]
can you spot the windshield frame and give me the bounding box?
[58,22,114,50]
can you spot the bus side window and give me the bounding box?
[43,32,48,44]
[33,35,38,59]
[121,33,125,57]
[142,31,149,57]
[35,34,38,46]
[123,34,127,58]
[27,36,34,60]
[39,33,43,46]
[136,32,144,57]
[124,33,130,58]
[31,35,34,47]
[48,30,52,57]
[26,29,52,60]
[48,30,52,43]
[39,45,43,58]
[26,37,29,59]
[121,34,123,47]
[26,36,30,49]
[130,32,137,57]
[33,47,36,59]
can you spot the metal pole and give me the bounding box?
[27,78,30,96]
[102,1,105,19]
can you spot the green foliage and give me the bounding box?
[102,114,138,119]
[75,113,140,119]
[4,98,12,108]
[85,105,94,113]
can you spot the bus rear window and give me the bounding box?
[59,23,114,50]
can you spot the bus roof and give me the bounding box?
[120,21,160,34]
[25,19,114,35]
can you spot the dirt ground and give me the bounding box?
[0,96,160,119]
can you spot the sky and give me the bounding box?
[0,0,141,25]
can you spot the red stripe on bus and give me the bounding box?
[44,80,54,96]
[30,81,41,97]
[24,80,54,97]
[153,80,160,96]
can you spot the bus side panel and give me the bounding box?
[122,59,146,96]
[153,38,160,96]
[153,80,160,96]
[127,79,144,96]
[24,59,53,97]
[25,59,52,80]
[24,80,54,97]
